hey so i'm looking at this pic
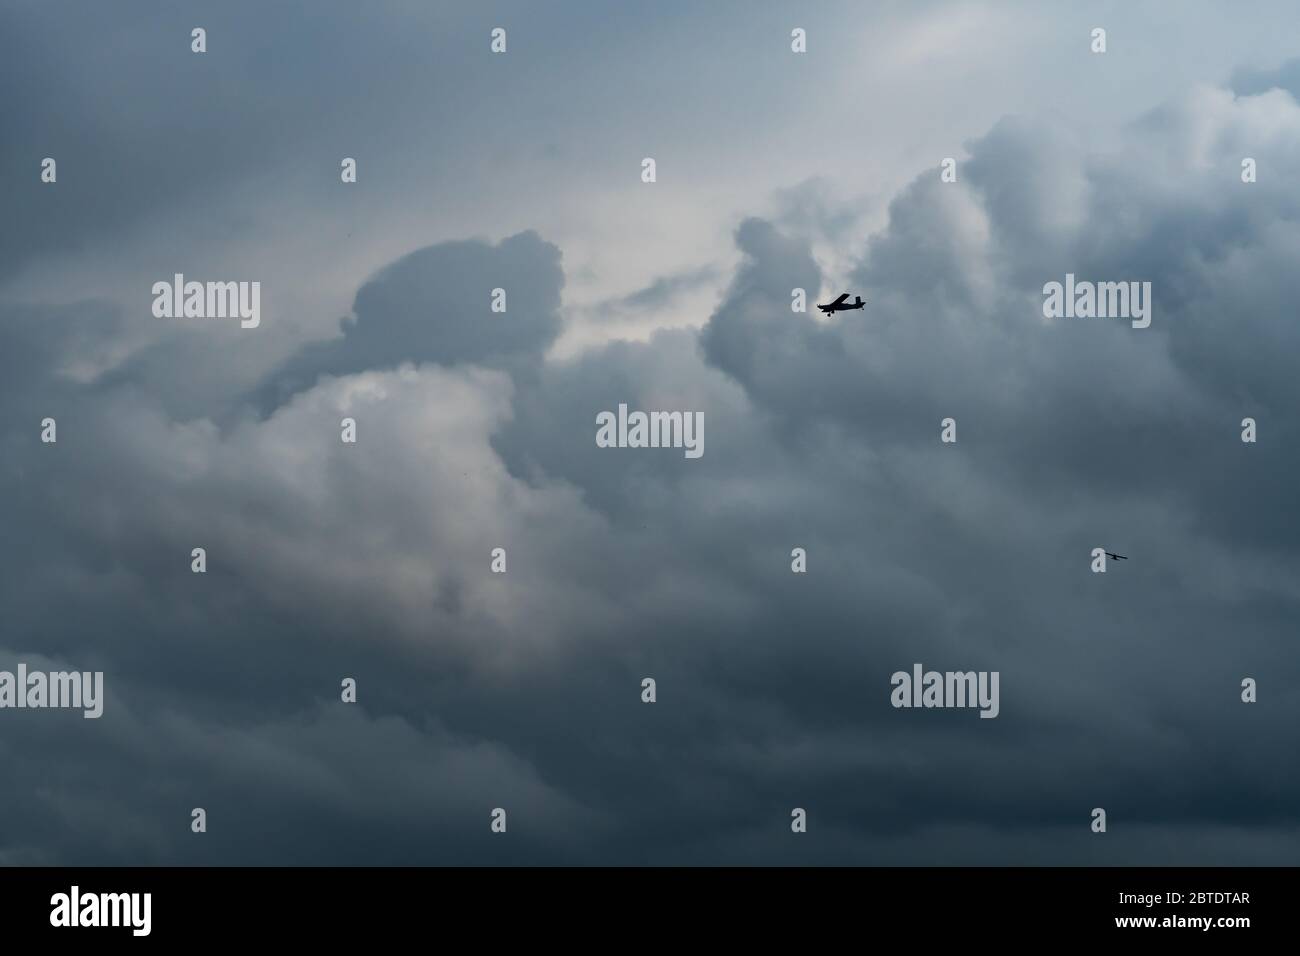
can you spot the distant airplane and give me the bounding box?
[1104,552,1128,561]
[818,292,864,315]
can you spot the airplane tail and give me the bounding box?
[853,296,863,306]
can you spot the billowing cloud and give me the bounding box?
[3,12,1300,866]
[255,232,564,412]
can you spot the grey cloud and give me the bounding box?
[603,265,719,314]
[1231,55,1300,97]
[3,29,1300,866]
[771,177,872,242]
[254,231,564,412]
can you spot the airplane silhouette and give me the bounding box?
[818,292,864,315]
[1104,552,1128,561]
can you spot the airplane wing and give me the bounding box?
[831,293,849,306]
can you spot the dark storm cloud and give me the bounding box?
[253,231,564,412]
[0,0,653,280]
[0,0,385,278]
[489,83,1298,862]
[3,15,1300,866]
[478,82,1300,862]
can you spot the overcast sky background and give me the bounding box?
[2,0,1299,864]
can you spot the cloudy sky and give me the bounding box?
[3,0,1299,864]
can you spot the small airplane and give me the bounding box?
[1104,552,1128,561]
[818,292,865,315]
